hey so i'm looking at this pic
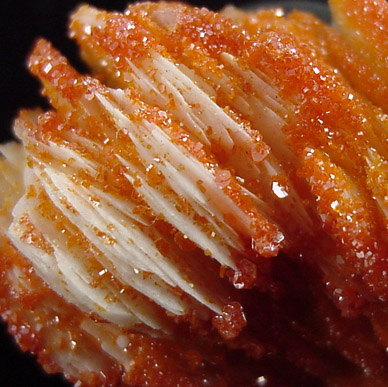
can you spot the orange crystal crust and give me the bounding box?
[0,1,388,386]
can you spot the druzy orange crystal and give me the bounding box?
[0,1,387,385]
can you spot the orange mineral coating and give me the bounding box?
[229,6,388,114]
[1,1,388,386]
[28,38,285,262]
[70,3,313,254]
[330,0,388,89]
[287,10,388,114]
[72,1,388,301]
[0,239,250,386]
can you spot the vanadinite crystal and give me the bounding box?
[0,0,387,385]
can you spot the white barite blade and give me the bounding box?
[96,92,244,268]
[80,319,136,373]
[7,169,171,330]
[70,7,314,240]
[0,250,121,380]
[35,163,205,317]
[0,142,26,232]
[13,116,226,322]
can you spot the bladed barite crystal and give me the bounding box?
[0,1,388,385]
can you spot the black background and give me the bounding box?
[0,1,326,386]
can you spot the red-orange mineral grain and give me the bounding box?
[0,0,387,385]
